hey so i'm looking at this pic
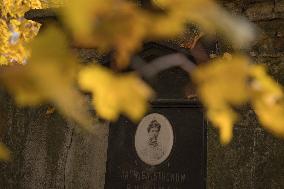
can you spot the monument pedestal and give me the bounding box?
[105,101,206,189]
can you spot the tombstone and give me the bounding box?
[105,43,207,189]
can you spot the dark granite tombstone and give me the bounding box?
[105,43,207,189]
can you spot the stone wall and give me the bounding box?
[0,89,109,189]
[207,0,284,188]
[0,0,283,188]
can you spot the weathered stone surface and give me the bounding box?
[222,2,243,16]
[65,123,109,189]
[0,91,26,189]
[256,19,284,38]
[253,56,284,84]
[250,36,284,57]
[236,107,259,129]
[253,128,284,189]
[0,90,109,189]
[207,125,255,189]
[207,124,284,189]
[0,90,71,189]
[245,2,275,21]
[21,109,72,189]
[275,0,284,13]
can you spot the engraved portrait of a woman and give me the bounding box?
[135,113,174,166]
[141,120,165,161]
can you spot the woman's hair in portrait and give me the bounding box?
[147,120,161,133]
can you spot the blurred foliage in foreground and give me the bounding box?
[0,0,283,160]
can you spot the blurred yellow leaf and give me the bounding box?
[0,26,94,131]
[193,54,250,108]
[192,54,251,144]
[153,0,254,48]
[61,0,150,69]
[59,0,254,69]
[193,53,284,143]
[208,108,237,144]
[0,143,11,161]
[249,65,284,137]
[78,65,153,122]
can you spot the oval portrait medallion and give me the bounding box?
[135,113,174,166]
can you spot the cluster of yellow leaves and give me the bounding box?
[249,66,284,137]
[154,0,254,47]
[58,0,254,69]
[1,23,154,127]
[0,0,41,18]
[61,0,152,68]
[0,23,155,160]
[0,0,42,65]
[0,26,94,131]
[78,65,153,121]
[193,53,284,144]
